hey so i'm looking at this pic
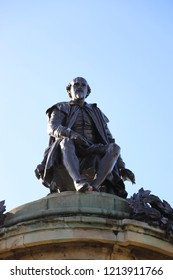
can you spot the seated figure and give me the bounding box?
[35,77,135,198]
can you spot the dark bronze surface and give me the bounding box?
[35,77,135,198]
[128,188,173,235]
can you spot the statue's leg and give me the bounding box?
[91,143,120,190]
[60,138,92,192]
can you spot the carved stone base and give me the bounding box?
[0,192,173,259]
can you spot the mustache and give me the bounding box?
[76,88,83,92]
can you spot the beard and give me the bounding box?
[75,91,85,99]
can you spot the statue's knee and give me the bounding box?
[60,138,74,152]
[109,143,120,157]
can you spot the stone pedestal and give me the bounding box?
[0,192,173,259]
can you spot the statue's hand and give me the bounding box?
[70,131,90,146]
[119,168,136,184]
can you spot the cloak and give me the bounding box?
[35,102,127,197]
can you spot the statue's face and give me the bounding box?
[70,77,88,101]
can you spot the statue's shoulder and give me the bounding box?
[86,103,109,123]
[46,102,70,116]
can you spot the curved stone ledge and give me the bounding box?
[3,191,131,227]
[0,192,173,260]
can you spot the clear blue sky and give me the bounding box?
[0,0,173,211]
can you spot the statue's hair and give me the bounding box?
[66,77,91,98]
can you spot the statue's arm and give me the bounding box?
[105,125,115,143]
[47,106,89,145]
[47,108,70,139]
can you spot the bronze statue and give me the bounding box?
[35,77,135,198]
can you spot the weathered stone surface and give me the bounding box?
[0,192,173,260]
[0,200,6,226]
[3,191,131,227]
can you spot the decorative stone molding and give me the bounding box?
[0,192,173,260]
[3,192,131,227]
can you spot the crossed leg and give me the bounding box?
[60,138,120,192]
[60,138,92,192]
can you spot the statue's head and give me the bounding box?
[66,77,91,100]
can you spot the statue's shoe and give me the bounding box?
[74,179,91,192]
